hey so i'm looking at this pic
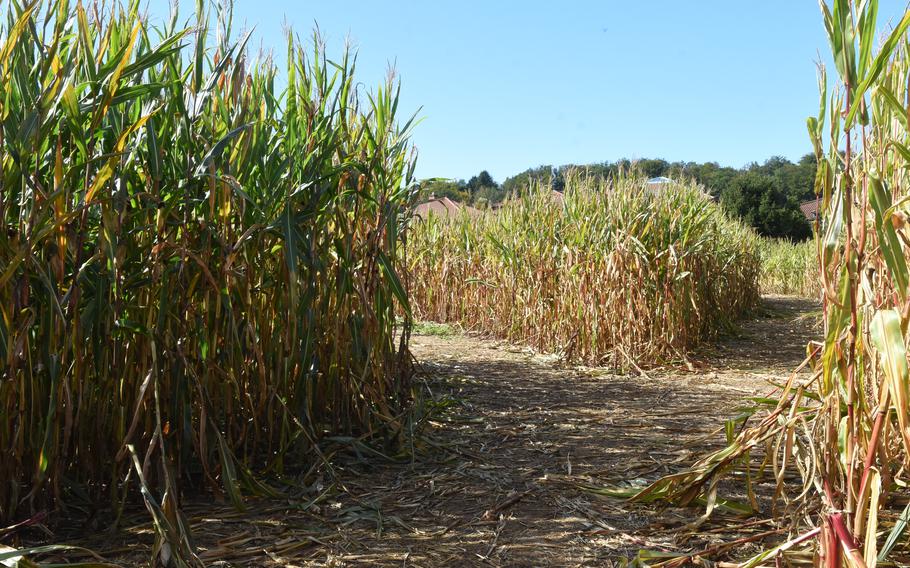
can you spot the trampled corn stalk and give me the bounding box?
[0,1,417,564]
[409,174,761,367]
[621,1,910,565]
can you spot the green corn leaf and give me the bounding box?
[857,0,879,78]
[879,501,910,561]
[84,111,155,204]
[193,122,253,176]
[378,250,411,317]
[875,83,909,130]
[892,140,910,165]
[1,2,37,78]
[846,8,910,128]
[871,310,910,442]
[869,175,909,300]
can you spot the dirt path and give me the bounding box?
[36,296,820,567]
[294,296,818,566]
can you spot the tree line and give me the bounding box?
[419,154,818,241]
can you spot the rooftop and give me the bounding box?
[799,198,821,220]
[414,197,481,220]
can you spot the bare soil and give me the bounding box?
[24,296,820,567]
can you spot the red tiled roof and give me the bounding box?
[799,198,821,220]
[414,197,481,220]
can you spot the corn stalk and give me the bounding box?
[613,2,910,565]
[0,1,417,564]
[409,174,761,367]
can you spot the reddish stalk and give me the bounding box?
[830,512,867,568]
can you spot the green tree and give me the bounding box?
[466,170,497,195]
[720,172,811,240]
[475,184,506,205]
[636,158,670,178]
[419,179,469,202]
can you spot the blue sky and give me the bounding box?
[146,1,907,182]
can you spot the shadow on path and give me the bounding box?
[284,295,820,566]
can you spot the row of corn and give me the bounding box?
[0,1,416,563]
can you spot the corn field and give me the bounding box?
[759,238,820,297]
[408,175,761,367]
[627,1,910,565]
[0,0,417,563]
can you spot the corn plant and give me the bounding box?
[620,1,910,565]
[408,174,761,367]
[0,0,417,564]
[759,237,820,297]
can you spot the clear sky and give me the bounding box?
[145,1,908,182]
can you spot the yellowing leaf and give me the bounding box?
[871,309,910,453]
[84,112,155,204]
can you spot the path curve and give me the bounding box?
[307,296,819,566]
